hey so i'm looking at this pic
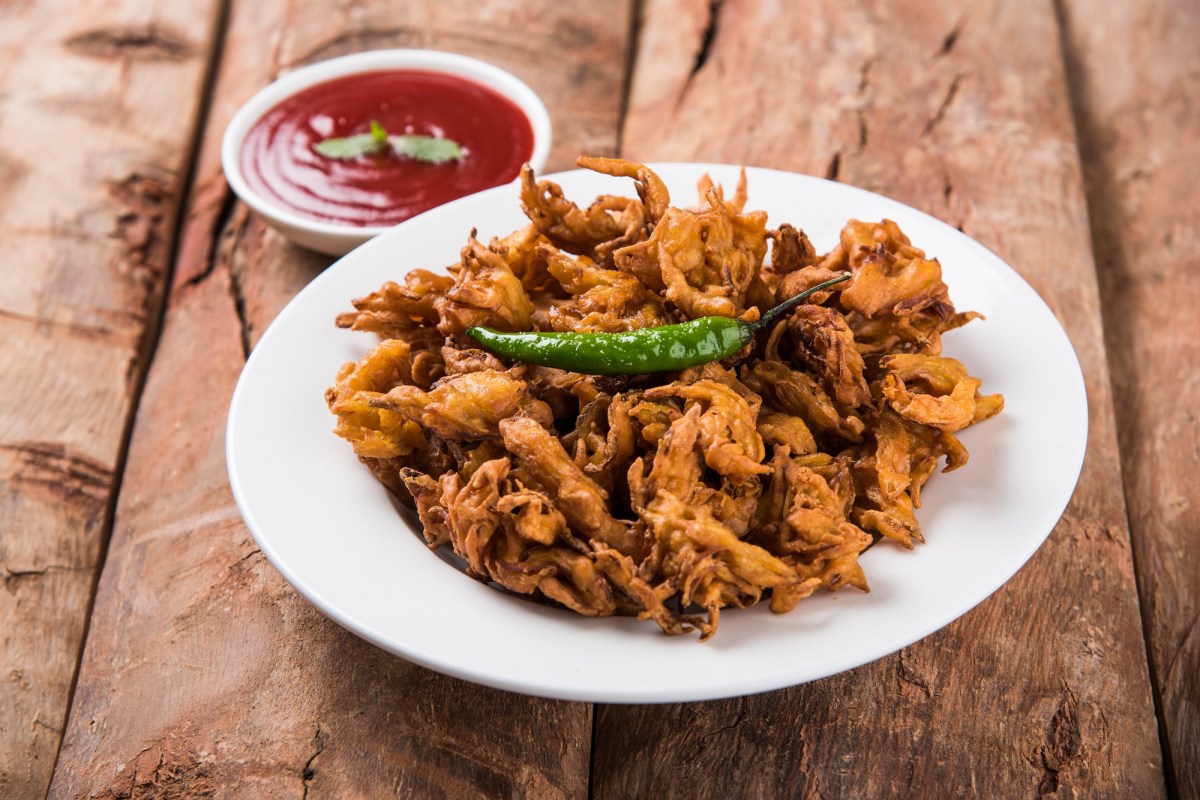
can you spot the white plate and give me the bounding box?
[227,164,1087,703]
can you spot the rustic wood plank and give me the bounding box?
[48,0,632,796]
[1058,0,1200,794]
[0,1,221,796]
[594,0,1166,797]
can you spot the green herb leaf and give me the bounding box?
[313,127,388,159]
[369,119,388,146]
[389,134,464,164]
[314,121,464,164]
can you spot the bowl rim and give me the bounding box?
[220,48,553,240]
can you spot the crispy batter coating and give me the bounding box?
[541,244,669,332]
[881,354,1005,432]
[325,339,427,461]
[328,160,1003,639]
[336,269,451,340]
[577,155,671,224]
[832,219,950,319]
[499,416,640,557]
[741,360,867,442]
[399,468,451,547]
[561,392,638,492]
[437,236,535,340]
[614,185,769,320]
[644,380,770,483]
[376,369,553,441]
[786,304,872,409]
[519,164,650,266]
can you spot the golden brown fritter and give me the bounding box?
[519,162,650,266]
[336,269,451,339]
[615,189,769,320]
[561,392,638,492]
[375,369,553,441]
[327,159,1003,639]
[786,304,873,409]
[880,354,1004,431]
[499,416,639,557]
[335,270,450,370]
[643,380,770,484]
[325,339,427,461]
[741,360,867,442]
[577,155,671,224]
[832,219,950,319]
[436,236,535,340]
[541,244,669,332]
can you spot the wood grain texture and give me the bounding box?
[0,1,220,796]
[48,0,633,796]
[1058,0,1200,794]
[594,0,1166,797]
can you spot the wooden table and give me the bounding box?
[2,0,1195,797]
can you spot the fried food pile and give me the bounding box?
[326,157,1003,639]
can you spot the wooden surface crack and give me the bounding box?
[3,441,114,507]
[855,56,873,152]
[301,725,328,800]
[2,565,91,593]
[824,151,841,181]
[700,707,747,742]
[895,649,933,699]
[1161,609,1200,691]
[65,24,197,61]
[185,185,240,290]
[0,307,119,340]
[615,0,644,157]
[690,0,723,78]
[1033,689,1082,797]
[674,0,725,112]
[229,242,252,360]
[936,15,966,58]
[921,72,963,136]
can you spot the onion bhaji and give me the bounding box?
[329,157,1003,639]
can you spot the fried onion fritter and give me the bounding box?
[499,415,640,558]
[519,164,650,266]
[375,369,553,441]
[328,159,1003,639]
[880,354,1005,432]
[436,236,535,340]
[541,244,669,332]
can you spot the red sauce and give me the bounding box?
[241,70,535,227]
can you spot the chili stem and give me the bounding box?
[752,271,852,329]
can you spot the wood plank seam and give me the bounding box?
[1046,5,1178,794]
[1056,0,1195,796]
[40,0,234,789]
[1052,2,1176,795]
[0,0,229,793]
[613,0,646,157]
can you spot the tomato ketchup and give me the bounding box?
[241,70,535,227]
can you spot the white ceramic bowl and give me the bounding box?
[221,50,552,256]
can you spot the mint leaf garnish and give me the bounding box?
[369,119,388,146]
[389,134,464,164]
[314,122,464,164]
[314,133,386,159]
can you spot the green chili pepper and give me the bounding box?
[467,271,851,375]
